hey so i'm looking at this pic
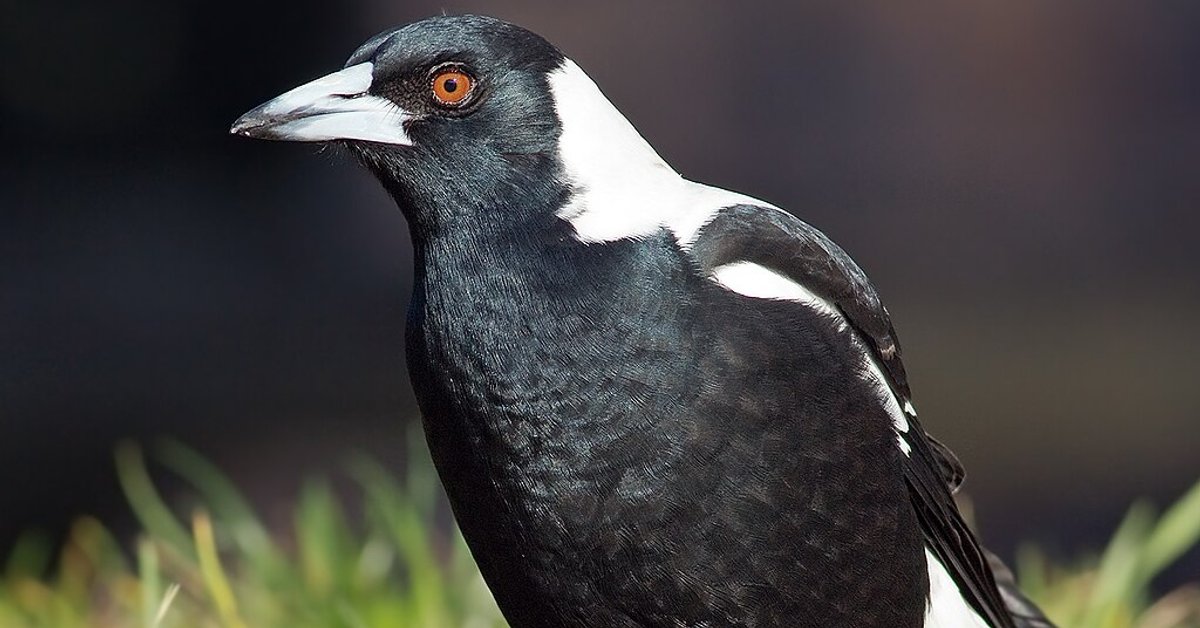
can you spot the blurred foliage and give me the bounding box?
[1,434,1197,628]
[1018,478,1200,628]
[0,433,503,628]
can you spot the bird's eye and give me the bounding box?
[431,67,475,107]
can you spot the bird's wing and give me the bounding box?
[687,203,1017,628]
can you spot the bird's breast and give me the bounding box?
[402,229,926,626]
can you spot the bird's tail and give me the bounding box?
[984,549,1057,627]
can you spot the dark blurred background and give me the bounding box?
[3,0,1197,585]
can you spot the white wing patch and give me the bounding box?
[924,548,991,628]
[548,59,772,247]
[711,262,841,318]
[711,261,912,455]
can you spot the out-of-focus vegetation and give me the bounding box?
[1,436,1197,628]
[1017,478,1200,628]
[0,436,503,628]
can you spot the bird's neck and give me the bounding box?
[404,221,701,562]
[407,223,695,435]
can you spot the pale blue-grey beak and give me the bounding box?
[230,62,413,145]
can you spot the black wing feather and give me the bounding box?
[690,204,1035,628]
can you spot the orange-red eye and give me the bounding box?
[431,69,474,106]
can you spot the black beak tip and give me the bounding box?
[229,113,260,137]
[229,102,279,138]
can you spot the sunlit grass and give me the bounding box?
[0,432,503,628]
[1,431,1197,627]
[1017,479,1200,628]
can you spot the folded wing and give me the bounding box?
[688,203,1050,628]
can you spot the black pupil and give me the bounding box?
[443,77,459,93]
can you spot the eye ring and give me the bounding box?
[430,65,476,108]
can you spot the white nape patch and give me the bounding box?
[924,548,990,628]
[711,261,912,455]
[548,59,770,246]
[241,62,412,145]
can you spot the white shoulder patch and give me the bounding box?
[711,261,839,315]
[547,59,770,246]
[711,261,911,454]
[924,548,991,628]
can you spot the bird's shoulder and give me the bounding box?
[674,195,1020,628]
[681,199,914,409]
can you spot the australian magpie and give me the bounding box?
[232,14,1053,628]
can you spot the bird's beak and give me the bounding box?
[230,62,413,145]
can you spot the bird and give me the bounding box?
[232,14,1053,628]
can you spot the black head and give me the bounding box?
[231,15,570,234]
[233,15,679,243]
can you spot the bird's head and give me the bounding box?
[232,14,677,239]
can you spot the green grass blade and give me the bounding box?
[351,456,446,626]
[1014,543,1048,604]
[294,478,353,598]
[154,583,181,628]
[65,517,127,573]
[193,511,245,628]
[5,529,54,579]
[1141,479,1200,580]
[1084,500,1156,626]
[115,441,194,559]
[153,438,281,572]
[138,538,161,628]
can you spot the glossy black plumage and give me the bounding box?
[691,205,1023,627]
[231,14,1053,628]
[406,216,930,626]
